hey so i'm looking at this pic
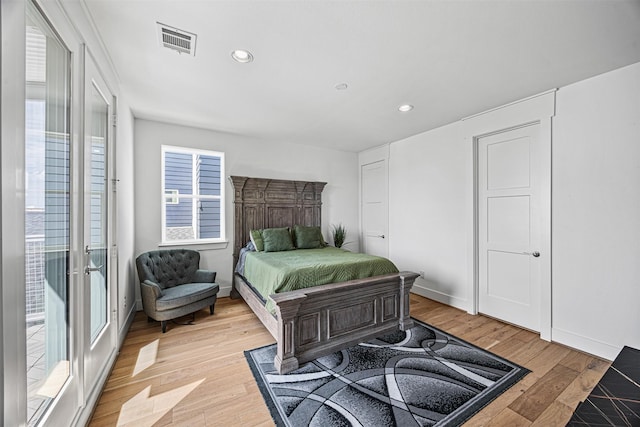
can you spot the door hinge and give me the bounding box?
[111,114,117,127]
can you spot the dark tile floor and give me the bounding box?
[567,346,640,426]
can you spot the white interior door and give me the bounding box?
[361,160,388,257]
[478,124,542,332]
[83,52,116,393]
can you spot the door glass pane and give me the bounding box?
[25,2,71,424]
[88,84,109,343]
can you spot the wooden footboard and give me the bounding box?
[235,271,418,374]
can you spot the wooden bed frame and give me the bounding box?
[230,176,418,374]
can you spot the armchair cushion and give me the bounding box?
[156,282,219,312]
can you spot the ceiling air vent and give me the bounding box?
[157,23,197,56]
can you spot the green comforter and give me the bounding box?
[244,247,399,312]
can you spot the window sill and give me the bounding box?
[158,240,229,251]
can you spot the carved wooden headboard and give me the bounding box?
[229,176,327,266]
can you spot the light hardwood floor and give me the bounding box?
[89,294,610,426]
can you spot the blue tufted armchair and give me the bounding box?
[135,249,219,333]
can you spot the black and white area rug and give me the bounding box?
[245,319,529,426]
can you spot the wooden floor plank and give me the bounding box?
[530,400,576,427]
[88,295,610,426]
[556,357,610,409]
[509,364,579,421]
[483,408,531,426]
[463,383,527,426]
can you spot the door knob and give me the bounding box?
[523,251,540,257]
[377,234,385,239]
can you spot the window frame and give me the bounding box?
[160,145,226,246]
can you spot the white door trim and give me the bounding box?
[463,90,555,341]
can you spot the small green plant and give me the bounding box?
[332,224,347,248]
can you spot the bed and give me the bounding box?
[230,176,418,374]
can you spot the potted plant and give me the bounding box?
[331,224,347,248]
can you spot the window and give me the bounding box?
[161,146,225,244]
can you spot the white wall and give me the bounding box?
[386,61,640,360]
[552,62,640,359]
[389,122,471,309]
[133,119,359,301]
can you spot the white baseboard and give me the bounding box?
[119,303,137,347]
[552,327,620,361]
[410,284,620,361]
[411,283,470,313]
[218,284,232,298]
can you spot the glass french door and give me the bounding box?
[24,2,117,424]
[83,52,116,393]
[25,2,76,424]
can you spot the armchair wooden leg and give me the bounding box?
[161,320,167,333]
[209,304,215,315]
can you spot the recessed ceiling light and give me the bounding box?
[398,104,414,112]
[231,49,253,63]
[335,83,348,91]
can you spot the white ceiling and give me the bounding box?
[83,0,640,152]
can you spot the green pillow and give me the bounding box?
[293,225,325,249]
[262,227,294,252]
[250,229,264,252]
